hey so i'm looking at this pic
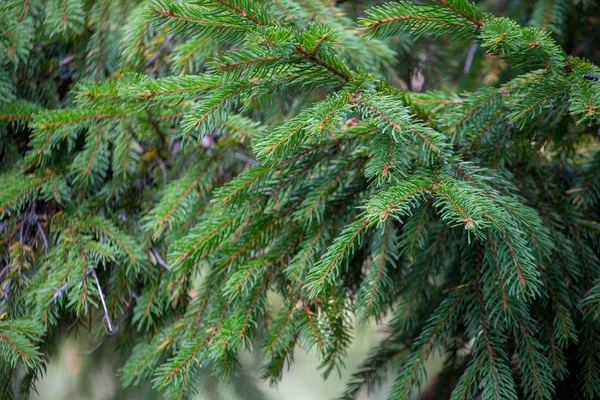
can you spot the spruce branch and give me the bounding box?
[294,44,352,82]
[389,289,467,399]
[360,1,480,39]
[0,320,43,370]
[435,0,485,28]
[473,250,518,400]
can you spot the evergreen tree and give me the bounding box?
[2,0,600,399]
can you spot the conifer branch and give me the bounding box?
[435,0,484,28]
[294,45,351,81]
[391,290,466,399]
[364,15,469,30]
[0,175,45,217]
[350,95,442,153]
[516,317,546,399]
[0,332,29,361]
[503,234,526,288]
[215,0,269,26]
[37,112,127,130]
[265,297,299,352]
[486,233,509,313]
[303,302,325,347]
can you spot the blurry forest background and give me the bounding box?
[31,304,393,400]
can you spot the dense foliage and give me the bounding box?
[2,0,600,399]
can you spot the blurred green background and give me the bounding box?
[29,317,438,400]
